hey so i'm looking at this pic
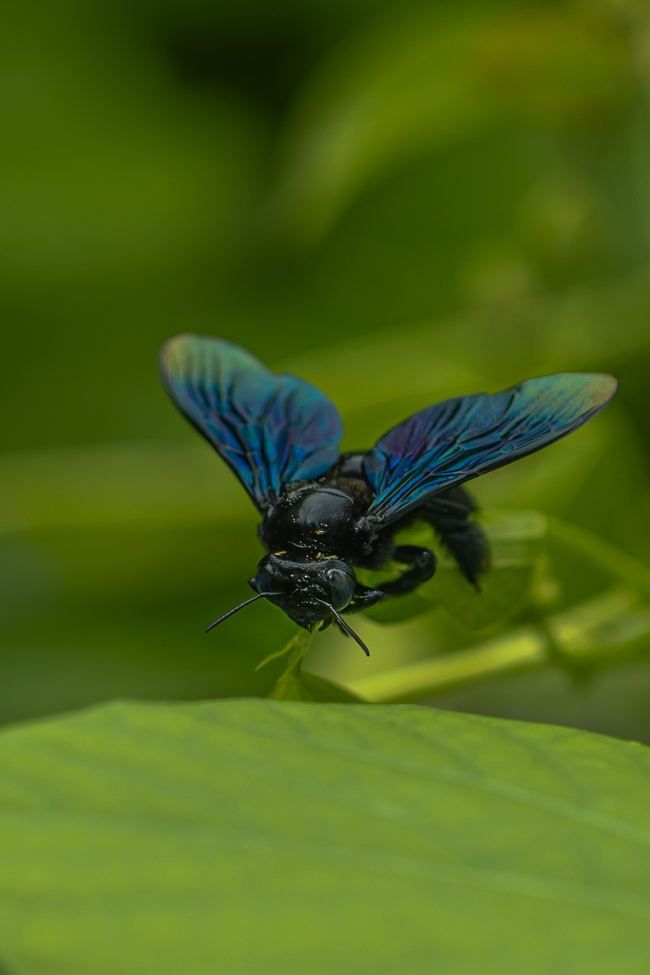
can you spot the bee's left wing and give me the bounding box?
[364,373,617,525]
[160,334,343,511]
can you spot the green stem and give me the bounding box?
[348,627,548,703]
[348,517,650,702]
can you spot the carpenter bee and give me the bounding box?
[160,334,617,656]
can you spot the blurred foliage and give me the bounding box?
[3,0,650,745]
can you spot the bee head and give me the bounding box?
[252,553,356,628]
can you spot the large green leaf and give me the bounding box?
[1,699,650,973]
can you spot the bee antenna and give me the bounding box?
[315,598,370,657]
[205,592,281,633]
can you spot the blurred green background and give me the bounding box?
[3,0,650,737]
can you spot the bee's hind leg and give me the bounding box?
[419,486,489,587]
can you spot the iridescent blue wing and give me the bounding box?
[160,334,343,510]
[364,373,617,524]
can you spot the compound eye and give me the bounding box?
[254,555,287,595]
[326,566,355,611]
[254,566,273,594]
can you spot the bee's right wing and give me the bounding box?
[160,334,344,511]
[364,373,617,526]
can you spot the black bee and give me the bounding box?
[160,334,617,655]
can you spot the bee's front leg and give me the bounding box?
[345,584,385,614]
[379,545,436,597]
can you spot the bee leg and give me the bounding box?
[379,546,436,596]
[346,585,385,614]
[420,487,489,587]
